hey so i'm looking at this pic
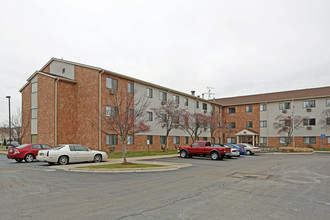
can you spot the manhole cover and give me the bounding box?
[231,172,270,180]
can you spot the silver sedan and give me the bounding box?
[36,144,108,165]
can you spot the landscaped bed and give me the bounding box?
[107,150,178,158]
[79,163,165,169]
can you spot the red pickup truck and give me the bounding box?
[178,141,230,160]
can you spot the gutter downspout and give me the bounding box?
[99,70,104,151]
[55,78,59,146]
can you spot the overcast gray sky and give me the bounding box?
[1,0,330,124]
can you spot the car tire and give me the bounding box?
[15,159,23,163]
[24,154,34,163]
[180,150,187,158]
[246,150,252,155]
[58,156,69,165]
[211,152,219,160]
[93,154,102,163]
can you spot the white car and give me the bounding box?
[36,144,108,165]
[224,144,240,158]
[237,143,261,155]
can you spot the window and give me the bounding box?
[228,122,236,128]
[106,106,117,116]
[147,88,153,98]
[106,77,118,92]
[127,83,134,94]
[159,91,167,101]
[173,95,180,104]
[227,107,236,113]
[196,101,199,109]
[31,108,37,119]
[160,136,166,145]
[218,107,221,113]
[203,137,207,141]
[260,121,267,128]
[260,137,267,145]
[211,106,215,113]
[202,103,207,110]
[218,138,221,144]
[218,122,221,128]
[147,135,153,145]
[246,121,253,128]
[280,137,290,144]
[246,106,252,112]
[173,136,180,144]
[147,111,153,121]
[302,100,315,108]
[327,136,330,144]
[303,118,316,126]
[260,104,267,111]
[227,137,236,144]
[184,137,189,144]
[106,134,118,145]
[62,68,65,73]
[279,102,291,110]
[326,99,330,107]
[31,82,38,93]
[127,135,134,145]
[31,134,37,143]
[327,117,330,125]
[303,137,316,144]
[211,137,215,144]
[280,119,291,127]
[184,98,188,106]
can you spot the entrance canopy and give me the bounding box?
[235,129,259,145]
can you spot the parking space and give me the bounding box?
[0,153,329,220]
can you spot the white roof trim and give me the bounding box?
[235,129,259,136]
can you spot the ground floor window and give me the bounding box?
[203,137,207,141]
[303,136,316,144]
[173,136,180,144]
[327,136,330,144]
[218,138,221,144]
[184,137,189,144]
[31,134,37,143]
[106,134,118,145]
[227,137,236,144]
[260,137,267,145]
[127,135,134,145]
[211,137,215,144]
[147,135,153,145]
[280,137,290,144]
[160,136,166,145]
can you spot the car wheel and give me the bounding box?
[211,152,219,160]
[15,159,23,163]
[58,156,69,165]
[180,150,187,158]
[93,154,102,163]
[24,154,34,163]
[246,150,252,155]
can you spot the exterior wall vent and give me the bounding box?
[306,108,312,112]
[307,126,312,130]
[282,110,287,113]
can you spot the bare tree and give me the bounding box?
[152,100,185,149]
[273,115,305,146]
[319,109,330,131]
[180,112,211,142]
[209,114,221,144]
[100,88,150,163]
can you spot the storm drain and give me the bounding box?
[231,172,270,180]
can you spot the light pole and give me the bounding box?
[6,96,11,149]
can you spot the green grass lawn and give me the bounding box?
[79,163,165,169]
[107,149,178,158]
[313,148,330,151]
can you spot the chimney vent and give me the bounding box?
[191,91,195,96]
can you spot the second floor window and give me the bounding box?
[196,101,199,109]
[227,107,236,113]
[260,104,267,111]
[246,121,253,128]
[147,111,153,121]
[246,105,252,112]
[202,103,207,110]
[303,100,315,108]
[326,99,330,107]
[147,88,153,98]
[279,102,291,110]
[106,77,118,93]
[159,91,167,101]
[173,95,180,104]
[184,98,188,106]
[303,118,316,126]
[106,106,117,116]
[260,121,267,128]
[127,83,134,94]
[228,122,236,128]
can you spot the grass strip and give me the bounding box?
[79,163,165,169]
[107,150,178,158]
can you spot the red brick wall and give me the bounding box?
[21,84,31,144]
[42,64,50,73]
[57,80,77,145]
[37,74,55,145]
[268,136,330,149]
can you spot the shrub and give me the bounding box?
[279,147,313,153]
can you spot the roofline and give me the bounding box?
[40,57,102,72]
[19,71,77,92]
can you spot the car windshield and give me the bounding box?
[16,144,30,149]
[52,146,65,150]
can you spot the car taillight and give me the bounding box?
[232,150,236,152]
[14,148,20,154]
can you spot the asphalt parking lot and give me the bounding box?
[0,153,329,220]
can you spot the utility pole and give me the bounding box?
[6,96,11,149]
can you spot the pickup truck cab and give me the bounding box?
[178,141,230,160]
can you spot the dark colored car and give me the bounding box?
[7,143,52,163]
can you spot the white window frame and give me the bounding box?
[260,104,267,111]
[147,88,153,98]
[260,120,267,128]
[147,111,153,121]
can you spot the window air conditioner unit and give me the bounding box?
[282,110,287,113]
[307,126,312,130]
[306,108,312,112]
[110,89,116,95]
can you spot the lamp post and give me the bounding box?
[6,96,11,149]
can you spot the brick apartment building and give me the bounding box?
[20,58,222,152]
[216,87,330,149]
[20,58,330,151]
